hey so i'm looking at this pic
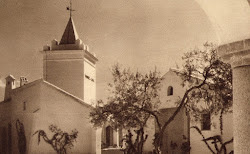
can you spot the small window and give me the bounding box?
[201,113,211,130]
[85,75,90,80]
[23,102,26,111]
[85,75,95,82]
[167,86,173,96]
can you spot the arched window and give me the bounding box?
[106,126,113,147]
[167,86,173,96]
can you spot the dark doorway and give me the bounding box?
[106,126,113,147]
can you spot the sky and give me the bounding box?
[0,0,218,101]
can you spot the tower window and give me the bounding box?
[167,86,173,96]
[85,75,90,80]
[85,75,95,82]
[201,113,211,130]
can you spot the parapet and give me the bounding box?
[43,39,97,61]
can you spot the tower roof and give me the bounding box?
[60,17,79,45]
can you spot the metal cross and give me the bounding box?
[67,0,75,18]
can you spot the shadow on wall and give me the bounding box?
[16,119,27,154]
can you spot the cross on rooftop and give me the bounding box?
[67,0,75,18]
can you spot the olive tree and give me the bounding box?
[91,43,233,154]
[90,65,161,154]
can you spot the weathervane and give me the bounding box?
[67,0,75,18]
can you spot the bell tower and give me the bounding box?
[42,16,98,105]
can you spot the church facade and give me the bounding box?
[0,17,98,154]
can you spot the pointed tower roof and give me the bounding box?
[60,17,79,45]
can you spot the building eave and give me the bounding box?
[11,78,93,109]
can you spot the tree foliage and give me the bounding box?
[172,43,233,154]
[33,125,78,154]
[90,64,161,154]
[90,43,233,154]
[153,43,233,153]
[180,43,232,118]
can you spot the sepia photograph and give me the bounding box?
[0,0,249,153]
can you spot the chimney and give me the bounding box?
[20,76,28,87]
[4,75,15,101]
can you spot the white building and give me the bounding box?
[0,17,98,154]
[99,69,234,154]
[157,69,233,154]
